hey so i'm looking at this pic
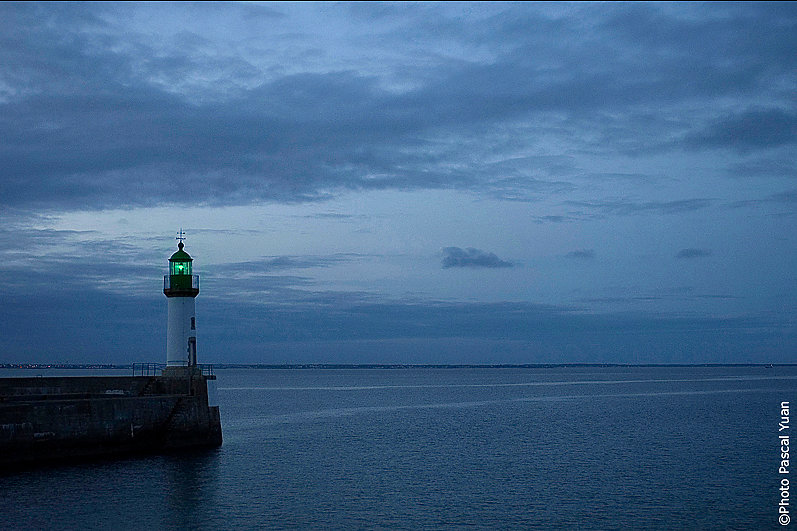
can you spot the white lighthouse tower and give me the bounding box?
[163,231,199,368]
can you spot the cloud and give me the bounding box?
[566,249,596,260]
[675,248,712,259]
[0,3,795,212]
[681,108,797,153]
[729,188,797,211]
[565,198,714,217]
[726,158,797,179]
[216,254,360,274]
[441,247,513,269]
[531,215,580,224]
[772,189,797,203]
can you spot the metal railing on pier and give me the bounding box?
[132,363,165,376]
[132,363,213,377]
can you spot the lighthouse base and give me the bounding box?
[0,374,222,470]
[162,365,204,378]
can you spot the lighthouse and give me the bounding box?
[163,231,199,367]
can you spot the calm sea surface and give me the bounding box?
[1,366,795,530]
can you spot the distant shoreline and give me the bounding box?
[1,363,793,370]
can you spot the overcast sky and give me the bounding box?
[1,2,795,364]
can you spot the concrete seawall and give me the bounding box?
[0,372,222,469]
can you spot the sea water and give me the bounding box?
[1,366,795,529]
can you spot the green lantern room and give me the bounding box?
[164,241,199,296]
[169,242,193,276]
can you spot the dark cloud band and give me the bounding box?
[442,247,512,269]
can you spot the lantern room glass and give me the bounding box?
[170,260,192,275]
